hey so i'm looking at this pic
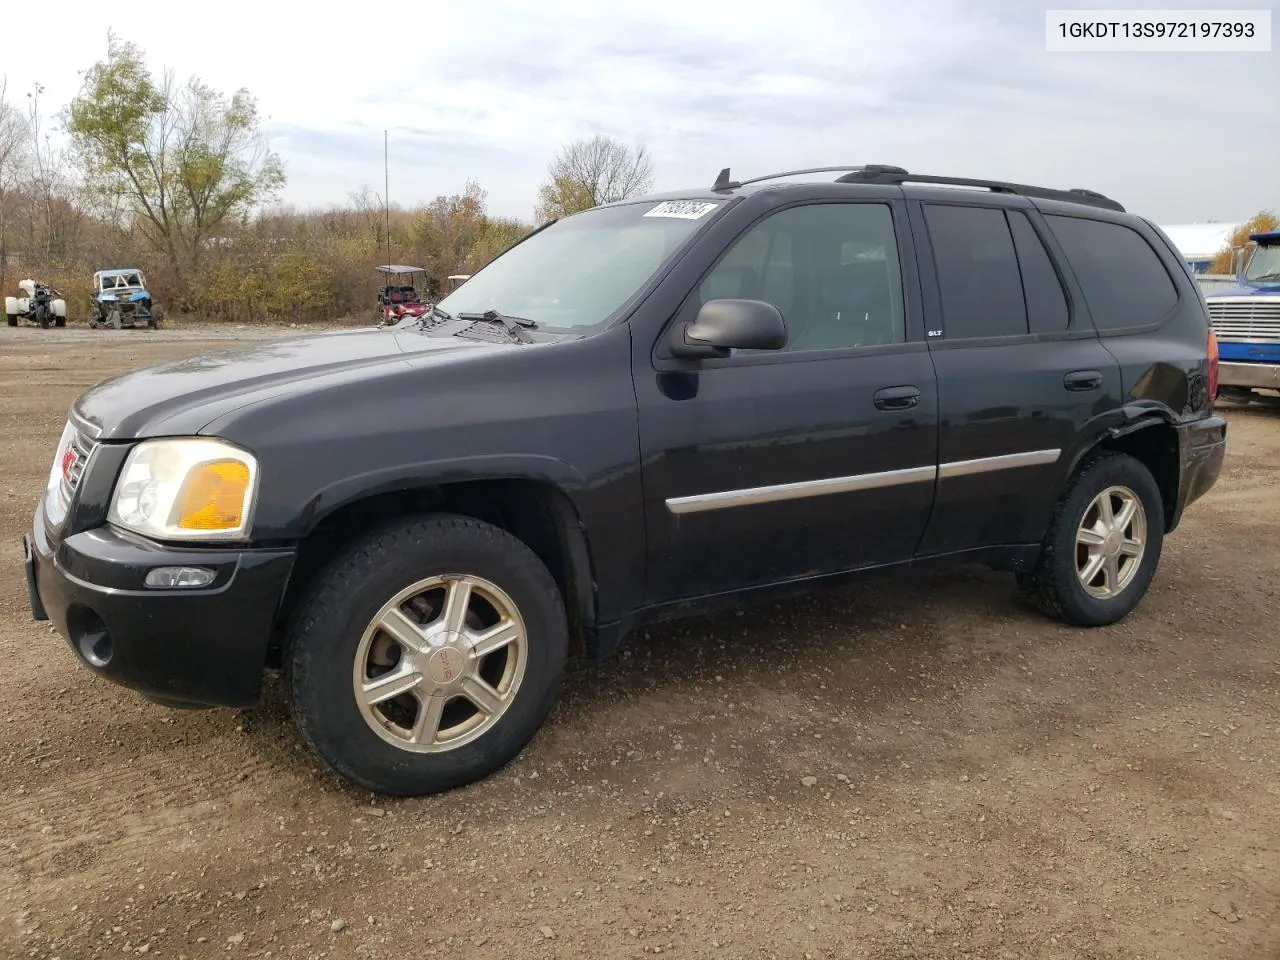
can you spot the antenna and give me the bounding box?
[383,130,392,271]
[712,167,736,191]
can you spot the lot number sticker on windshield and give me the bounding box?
[643,200,721,220]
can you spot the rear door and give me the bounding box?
[908,197,1122,554]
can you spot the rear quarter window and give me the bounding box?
[1044,215,1178,330]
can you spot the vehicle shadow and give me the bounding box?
[239,563,1067,801]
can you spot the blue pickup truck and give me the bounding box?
[1205,230,1280,400]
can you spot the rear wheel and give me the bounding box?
[285,514,568,796]
[1017,452,1164,627]
[54,316,65,328]
[5,314,15,327]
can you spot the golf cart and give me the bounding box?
[375,264,430,323]
[90,268,163,329]
[6,279,67,328]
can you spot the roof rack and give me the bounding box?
[834,168,1124,212]
[710,165,1123,212]
[712,164,906,192]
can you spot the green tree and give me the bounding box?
[534,134,653,221]
[1210,211,1279,274]
[65,34,284,301]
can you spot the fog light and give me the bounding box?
[145,566,216,588]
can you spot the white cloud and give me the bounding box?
[7,0,1276,223]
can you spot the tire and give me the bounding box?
[5,314,15,327]
[54,316,65,328]
[1016,452,1165,628]
[284,513,569,796]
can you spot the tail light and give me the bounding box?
[1207,329,1219,400]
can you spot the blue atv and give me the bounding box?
[89,268,164,329]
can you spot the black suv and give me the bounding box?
[23,165,1227,796]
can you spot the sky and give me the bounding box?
[7,0,1276,225]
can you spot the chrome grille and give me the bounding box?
[57,428,96,508]
[1207,298,1280,343]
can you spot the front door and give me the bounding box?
[635,199,941,604]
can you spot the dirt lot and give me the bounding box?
[0,325,1276,960]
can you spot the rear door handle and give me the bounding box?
[1064,369,1103,392]
[873,385,921,411]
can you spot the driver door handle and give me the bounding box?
[873,385,921,411]
[1064,369,1103,392]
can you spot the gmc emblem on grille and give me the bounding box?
[61,448,78,479]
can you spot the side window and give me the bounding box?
[1044,215,1178,330]
[1007,211,1069,333]
[924,204,1028,339]
[699,203,905,353]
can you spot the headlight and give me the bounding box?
[108,438,259,541]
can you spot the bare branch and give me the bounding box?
[535,135,654,221]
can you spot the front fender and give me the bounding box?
[282,453,587,538]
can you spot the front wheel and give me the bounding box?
[1017,452,1165,627]
[284,514,569,796]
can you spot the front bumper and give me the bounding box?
[25,499,295,708]
[1218,362,1280,391]
[1169,413,1227,531]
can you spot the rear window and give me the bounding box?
[1044,216,1178,330]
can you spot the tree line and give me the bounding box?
[0,35,654,324]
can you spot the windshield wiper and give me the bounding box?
[457,309,537,344]
[391,303,453,329]
[1247,272,1280,282]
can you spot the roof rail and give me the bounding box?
[835,168,1125,212]
[711,164,907,192]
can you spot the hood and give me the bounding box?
[1204,281,1280,300]
[74,327,495,440]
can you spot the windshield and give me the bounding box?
[435,199,726,330]
[1244,243,1280,283]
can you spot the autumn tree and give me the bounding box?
[0,77,27,281]
[65,34,284,300]
[534,134,654,221]
[414,179,493,280]
[1210,210,1280,274]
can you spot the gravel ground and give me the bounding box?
[0,324,1277,960]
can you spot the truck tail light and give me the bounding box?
[1206,329,1219,400]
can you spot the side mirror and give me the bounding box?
[670,298,788,359]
